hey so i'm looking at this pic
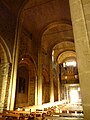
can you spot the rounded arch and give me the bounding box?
[0,36,11,63]
[19,55,37,76]
[16,0,29,23]
[18,56,37,79]
[51,41,75,63]
[57,50,76,64]
[40,21,73,56]
[15,64,29,108]
[41,20,72,43]
[15,56,37,108]
[41,20,72,39]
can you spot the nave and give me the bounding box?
[0,0,90,119]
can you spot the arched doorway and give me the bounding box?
[15,57,37,109]
[15,65,29,108]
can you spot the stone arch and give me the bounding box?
[15,56,37,108]
[52,41,75,63]
[16,1,38,106]
[41,21,73,59]
[0,36,11,62]
[40,21,73,103]
[41,20,72,39]
[57,51,76,64]
[15,64,29,108]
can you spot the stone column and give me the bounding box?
[50,56,54,103]
[69,0,90,119]
[66,85,69,103]
[57,78,60,101]
[57,64,60,101]
[0,62,10,112]
[35,76,38,105]
[37,46,42,105]
[7,17,23,110]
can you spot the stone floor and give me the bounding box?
[46,116,83,120]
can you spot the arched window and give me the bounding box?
[18,77,25,93]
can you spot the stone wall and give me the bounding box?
[0,43,10,111]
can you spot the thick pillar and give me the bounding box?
[37,46,42,105]
[50,59,54,103]
[35,76,38,105]
[57,64,60,101]
[69,0,90,119]
[0,62,10,112]
[57,78,60,101]
[7,17,22,110]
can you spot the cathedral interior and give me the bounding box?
[0,0,90,120]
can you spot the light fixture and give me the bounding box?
[22,58,24,61]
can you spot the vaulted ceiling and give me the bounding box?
[0,0,76,63]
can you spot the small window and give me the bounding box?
[18,77,25,93]
[0,58,1,64]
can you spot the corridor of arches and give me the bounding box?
[0,0,90,119]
